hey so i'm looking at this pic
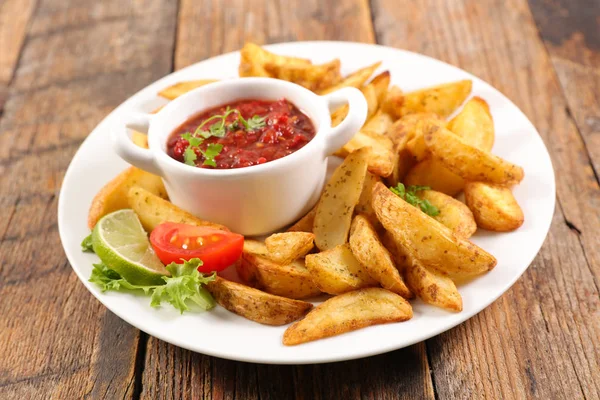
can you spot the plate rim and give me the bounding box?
[58,40,556,364]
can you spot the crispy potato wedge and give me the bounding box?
[380,230,409,271]
[314,148,369,250]
[305,244,377,294]
[158,79,219,100]
[239,43,311,77]
[88,167,168,228]
[265,232,315,264]
[406,118,446,162]
[398,80,472,118]
[206,276,312,325]
[368,71,391,105]
[372,183,496,281]
[418,190,477,238]
[405,259,463,312]
[423,123,524,184]
[464,182,524,231]
[356,172,383,230]
[385,113,441,144]
[349,215,413,299]
[362,110,394,136]
[243,239,270,257]
[339,131,394,177]
[287,205,317,233]
[380,85,404,119]
[127,186,228,232]
[404,158,465,196]
[319,62,381,95]
[237,255,321,299]
[132,131,149,149]
[447,97,494,151]
[331,105,349,128]
[283,288,413,345]
[264,59,341,92]
[361,84,379,119]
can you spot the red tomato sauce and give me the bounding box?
[167,98,316,169]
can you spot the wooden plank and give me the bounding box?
[140,1,434,399]
[0,0,36,111]
[0,0,178,398]
[370,0,600,398]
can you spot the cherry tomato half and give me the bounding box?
[150,223,244,272]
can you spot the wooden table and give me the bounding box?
[1,0,598,398]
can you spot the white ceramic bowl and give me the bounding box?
[112,78,367,235]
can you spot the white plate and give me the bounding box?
[58,41,555,364]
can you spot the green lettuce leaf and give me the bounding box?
[81,234,94,252]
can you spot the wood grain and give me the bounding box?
[140,1,433,399]
[371,0,600,398]
[0,0,177,398]
[0,0,36,112]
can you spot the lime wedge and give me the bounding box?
[92,209,168,285]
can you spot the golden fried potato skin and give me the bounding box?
[404,158,465,197]
[263,59,342,92]
[88,167,168,228]
[349,215,413,299]
[418,190,477,238]
[239,43,311,77]
[314,148,369,250]
[318,62,381,95]
[448,97,494,151]
[423,123,524,185]
[398,80,472,118]
[127,186,228,232]
[372,183,496,281]
[368,71,391,105]
[405,260,463,312]
[338,131,394,177]
[464,182,524,231]
[265,232,315,264]
[283,288,413,345]
[237,255,321,299]
[305,244,377,295]
[206,276,313,326]
[355,172,383,230]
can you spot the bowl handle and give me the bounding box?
[319,87,368,157]
[111,113,163,176]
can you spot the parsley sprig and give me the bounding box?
[390,183,440,217]
[181,107,267,166]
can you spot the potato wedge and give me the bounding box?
[132,131,148,149]
[362,110,394,136]
[239,43,311,78]
[397,80,472,118]
[88,167,168,228]
[331,105,349,128]
[380,230,409,271]
[423,123,524,184]
[206,276,312,325]
[464,182,524,231]
[405,118,445,162]
[356,172,383,230]
[339,131,394,177]
[349,215,413,299]
[243,239,270,257]
[287,205,317,233]
[158,79,219,100]
[386,113,441,144]
[361,84,379,119]
[237,255,321,299]
[405,259,463,312]
[283,288,413,345]
[265,232,315,264]
[380,85,404,119]
[404,158,465,197]
[372,183,497,281]
[418,190,477,238]
[314,148,369,250]
[127,186,228,232]
[264,59,341,92]
[305,244,377,294]
[368,71,391,105]
[448,97,494,151]
[318,62,381,95]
